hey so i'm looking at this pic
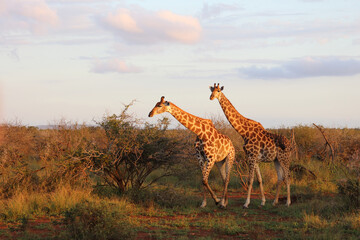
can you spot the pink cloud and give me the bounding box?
[103,8,202,44]
[106,8,142,33]
[0,0,58,33]
[157,10,201,44]
[91,59,142,74]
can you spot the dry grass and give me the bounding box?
[0,184,135,221]
[0,119,359,239]
[303,212,328,229]
[343,212,360,229]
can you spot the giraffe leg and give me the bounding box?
[244,160,256,208]
[216,156,233,208]
[200,185,207,208]
[202,159,220,205]
[255,164,266,206]
[223,149,236,208]
[273,159,284,206]
[215,161,227,208]
[222,157,233,208]
[279,159,291,207]
[195,140,208,208]
[285,178,291,207]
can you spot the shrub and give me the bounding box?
[89,102,192,193]
[0,123,39,198]
[63,200,135,240]
[0,121,96,198]
[337,176,360,210]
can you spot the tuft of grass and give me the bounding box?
[1,191,48,220]
[337,176,360,210]
[303,212,328,229]
[48,185,93,214]
[0,185,127,221]
[341,212,360,231]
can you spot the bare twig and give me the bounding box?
[313,123,335,164]
[234,161,248,191]
[291,129,299,160]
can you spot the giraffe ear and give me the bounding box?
[220,86,224,91]
[210,86,214,91]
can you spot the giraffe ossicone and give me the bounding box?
[149,96,235,209]
[210,83,293,208]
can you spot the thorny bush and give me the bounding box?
[85,102,193,193]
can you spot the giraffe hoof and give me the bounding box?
[242,205,248,209]
[218,204,227,209]
[200,202,207,208]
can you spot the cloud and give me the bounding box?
[106,8,142,34]
[202,13,360,48]
[200,3,243,19]
[91,59,142,74]
[0,0,58,33]
[7,48,20,61]
[102,7,202,44]
[239,57,360,79]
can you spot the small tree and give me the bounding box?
[90,102,187,192]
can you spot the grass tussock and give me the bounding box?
[0,184,135,222]
[303,212,328,229]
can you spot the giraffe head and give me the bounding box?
[209,83,224,100]
[148,96,170,117]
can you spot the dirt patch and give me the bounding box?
[0,217,64,240]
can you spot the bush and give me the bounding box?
[89,102,193,193]
[63,200,135,240]
[0,121,96,198]
[337,176,360,210]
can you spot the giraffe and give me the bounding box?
[209,83,292,208]
[149,96,235,208]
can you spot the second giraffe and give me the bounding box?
[210,83,293,208]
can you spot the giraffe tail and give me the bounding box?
[270,133,292,151]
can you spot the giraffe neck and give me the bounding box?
[217,93,264,139]
[168,103,206,137]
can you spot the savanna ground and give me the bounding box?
[0,104,359,239]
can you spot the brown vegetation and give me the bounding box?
[0,104,359,239]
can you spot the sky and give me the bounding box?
[1,0,360,128]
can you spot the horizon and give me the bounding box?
[1,0,360,128]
